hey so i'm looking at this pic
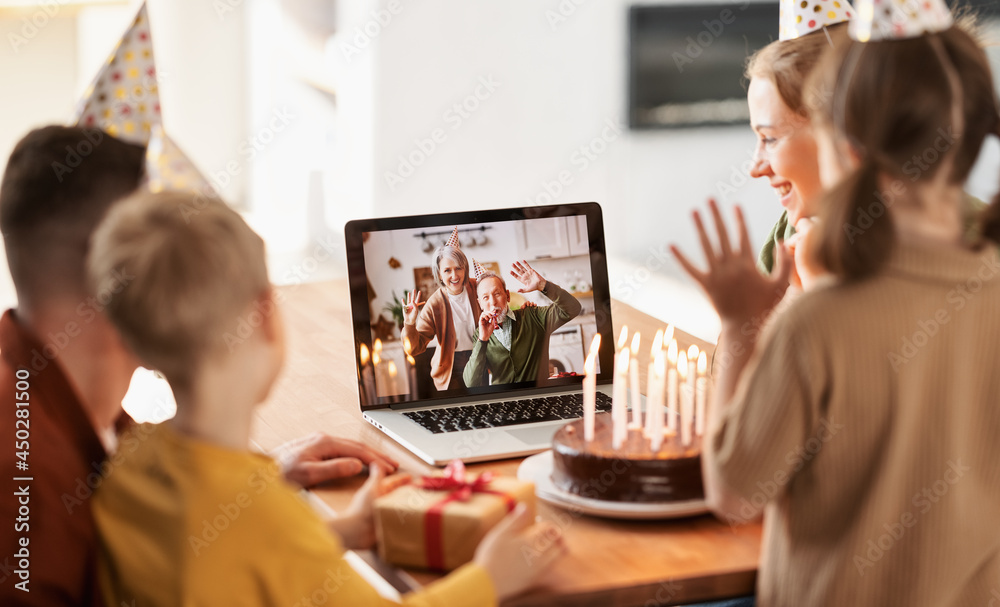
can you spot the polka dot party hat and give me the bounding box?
[445,226,461,249]
[144,125,216,198]
[780,0,855,41]
[74,1,160,145]
[849,0,952,42]
[472,258,489,282]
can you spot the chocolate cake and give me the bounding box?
[551,415,704,503]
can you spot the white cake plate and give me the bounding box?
[516,450,710,521]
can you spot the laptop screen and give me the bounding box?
[345,202,616,410]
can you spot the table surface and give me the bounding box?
[252,279,761,607]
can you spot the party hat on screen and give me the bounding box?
[471,259,489,281]
[850,0,953,42]
[74,2,161,145]
[144,126,216,198]
[780,0,855,41]
[445,226,461,248]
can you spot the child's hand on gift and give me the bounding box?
[330,463,411,550]
[671,198,790,331]
[474,503,567,601]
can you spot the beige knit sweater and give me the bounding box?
[710,238,1000,606]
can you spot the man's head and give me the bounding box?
[87,191,275,392]
[0,126,145,310]
[476,271,509,315]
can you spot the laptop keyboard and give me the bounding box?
[402,392,613,434]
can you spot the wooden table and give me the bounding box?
[252,279,762,606]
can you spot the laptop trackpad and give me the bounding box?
[505,424,560,446]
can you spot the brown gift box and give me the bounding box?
[374,465,536,571]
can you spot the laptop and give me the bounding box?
[345,202,616,465]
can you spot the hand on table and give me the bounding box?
[475,503,567,601]
[403,290,423,326]
[670,199,790,329]
[332,463,411,550]
[276,432,399,488]
[510,260,546,294]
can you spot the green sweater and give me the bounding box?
[757,194,989,274]
[463,281,582,387]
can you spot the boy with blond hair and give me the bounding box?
[88,190,564,606]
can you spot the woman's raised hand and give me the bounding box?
[403,289,423,326]
[670,199,790,329]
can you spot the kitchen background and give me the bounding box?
[2,0,998,385]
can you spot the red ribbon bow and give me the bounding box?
[417,460,515,570]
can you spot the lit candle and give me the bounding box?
[583,334,601,442]
[679,350,691,447]
[650,349,666,452]
[667,339,678,433]
[359,343,376,406]
[612,348,629,449]
[686,345,698,445]
[644,329,665,438]
[696,351,707,437]
[372,338,384,396]
[629,333,642,428]
[664,324,675,346]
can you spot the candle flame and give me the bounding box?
[372,352,381,366]
[665,324,675,345]
[651,328,664,356]
[698,351,707,375]
[589,333,601,357]
[585,352,596,374]
[653,349,666,377]
[359,343,370,366]
[630,332,641,355]
[667,339,678,364]
[387,360,398,377]
[407,354,416,366]
[373,338,383,355]
[617,325,628,350]
[687,344,699,361]
[678,351,688,379]
[403,336,412,355]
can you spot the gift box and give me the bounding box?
[374,460,536,571]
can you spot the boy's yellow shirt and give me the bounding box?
[94,423,496,607]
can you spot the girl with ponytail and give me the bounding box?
[671,10,1000,607]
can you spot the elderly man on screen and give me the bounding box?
[463,260,582,387]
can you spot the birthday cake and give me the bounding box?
[551,415,704,503]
